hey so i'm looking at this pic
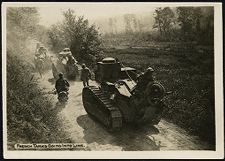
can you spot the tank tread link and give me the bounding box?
[82,86,123,131]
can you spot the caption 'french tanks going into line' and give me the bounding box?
[82,57,171,131]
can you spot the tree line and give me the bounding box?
[106,7,213,45]
[153,7,213,44]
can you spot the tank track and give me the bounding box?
[82,86,122,131]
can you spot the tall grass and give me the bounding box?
[6,7,70,149]
[7,50,68,149]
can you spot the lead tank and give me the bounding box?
[82,57,169,131]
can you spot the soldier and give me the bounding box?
[36,46,47,58]
[136,67,155,90]
[55,73,70,94]
[80,63,91,87]
[131,67,155,105]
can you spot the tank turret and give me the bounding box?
[95,57,137,83]
[82,57,169,131]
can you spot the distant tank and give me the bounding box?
[82,57,170,131]
[51,48,79,80]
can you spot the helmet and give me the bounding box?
[58,73,63,78]
[82,63,86,68]
[63,48,70,52]
[146,67,154,73]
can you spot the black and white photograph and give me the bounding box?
[2,2,224,159]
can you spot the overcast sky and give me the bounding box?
[37,3,157,27]
[36,2,213,28]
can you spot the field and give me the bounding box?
[102,41,215,144]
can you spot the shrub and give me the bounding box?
[7,53,68,146]
[48,9,102,67]
[6,7,69,149]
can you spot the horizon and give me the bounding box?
[37,4,157,27]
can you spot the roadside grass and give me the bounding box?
[7,52,69,149]
[102,43,215,146]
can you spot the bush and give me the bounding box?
[7,54,67,146]
[6,7,68,149]
[48,9,102,67]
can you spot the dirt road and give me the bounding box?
[37,71,213,151]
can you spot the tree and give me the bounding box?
[113,18,118,34]
[124,14,133,33]
[6,7,46,65]
[201,7,214,45]
[176,7,204,41]
[7,7,40,51]
[123,14,139,34]
[132,15,138,32]
[48,9,102,66]
[108,18,114,35]
[137,19,144,32]
[153,7,175,39]
[48,24,66,52]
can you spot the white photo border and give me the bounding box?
[2,2,224,159]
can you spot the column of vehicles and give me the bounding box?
[34,44,79,80]
[49,48,80,102]
[34,44,171,130]
[34,45,79,102]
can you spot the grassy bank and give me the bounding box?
[6,7,70,148]
[7,52,68,149]
[102,42,215,146]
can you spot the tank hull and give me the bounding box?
[82,86,122,130]
[82,57,167,131]
[82,85,165,131]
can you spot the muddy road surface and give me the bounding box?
[37,71,213,151]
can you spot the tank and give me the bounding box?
[82,57,169,131]
[51,54,79,80]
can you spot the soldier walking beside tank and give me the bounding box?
[81,63,91,87]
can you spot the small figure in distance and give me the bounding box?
[36,46,47,59]
[55,73,70,95]
[81,63,91,87]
